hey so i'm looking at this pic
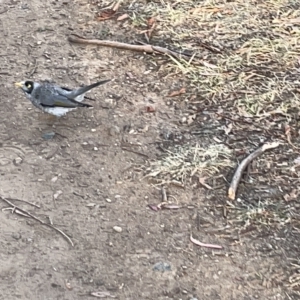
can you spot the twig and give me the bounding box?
[6,197,40,208]
[2,207,30,217]
[68,34,192,61]
[0,196,74,246]
[161,186,167,202]
[228,142,280,200]
[27,58,38,77]
[121,147,149,158]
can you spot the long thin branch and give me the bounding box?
[68,34,191,61]
[228,142,280,200]
[0,196,74,246]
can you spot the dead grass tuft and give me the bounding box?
[145,143,233,185]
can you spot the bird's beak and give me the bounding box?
[15,82,24,88]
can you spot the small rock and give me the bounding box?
[12,232,21,240]
[114,195,121,199]
[42,132,56,140]
[102,98,115,108]
[108,125,120,136]
[14,157,23,165]
[106,198,112,203]
[94,147,98,151]
[153,262,171,272]
[53,190,63,200]
[113,226,122,233]
[51,176,58,183]
[91,128,96,132]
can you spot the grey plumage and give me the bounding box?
[15,79,110,117]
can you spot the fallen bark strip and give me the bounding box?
[68,34,191,61]
[228,142,280,201]
[190,234,223,250]
[0,196,74,246]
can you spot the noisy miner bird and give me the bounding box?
[15,79,110,117]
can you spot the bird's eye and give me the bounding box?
[26,83,31,88]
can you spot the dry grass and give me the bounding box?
[236,197,292,228]
[145,143,233,185]
[127,0,300,116]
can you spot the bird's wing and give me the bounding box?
[60,86,95,102]
[34,85,91,108]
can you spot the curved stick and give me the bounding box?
[228,142,280,200]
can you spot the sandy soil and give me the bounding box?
[0,1,296,299]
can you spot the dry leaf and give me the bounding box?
[168,87,186,97]
[190,234,223,249]
[224,123,233,135]
[187,114,196,125]
[285,123,300,149]
[199,177,212,190]
[125,72,135,79]
[65,281,72,290]
[145,17,156,40]
[147,17,156,27]
[96,9,116,21]
[283,189,298,202]
[117,13,129,21]
[145,104,156,112]
[148,204,160,211]
[213,136,222,143]
[91,291,116,298]
[112,0,121,12]
[201,61,218,69]
[148,203,181,211]
[162,204,181,210]
[293,157,300,165]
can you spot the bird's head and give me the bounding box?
[15,81,34,94]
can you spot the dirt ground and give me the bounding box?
[0,0,300,299]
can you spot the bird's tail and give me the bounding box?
[69,79,111,98]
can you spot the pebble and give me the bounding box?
[153,262,171,272]
[102,98,115,109]
[14,157,23,165]
[113,226,122,233]
[106,198,112,203]
[12,232,21,240]
[108,125,120,136]
[51,176,58,183]
[53,190,63,200]
[42,132,56,140]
